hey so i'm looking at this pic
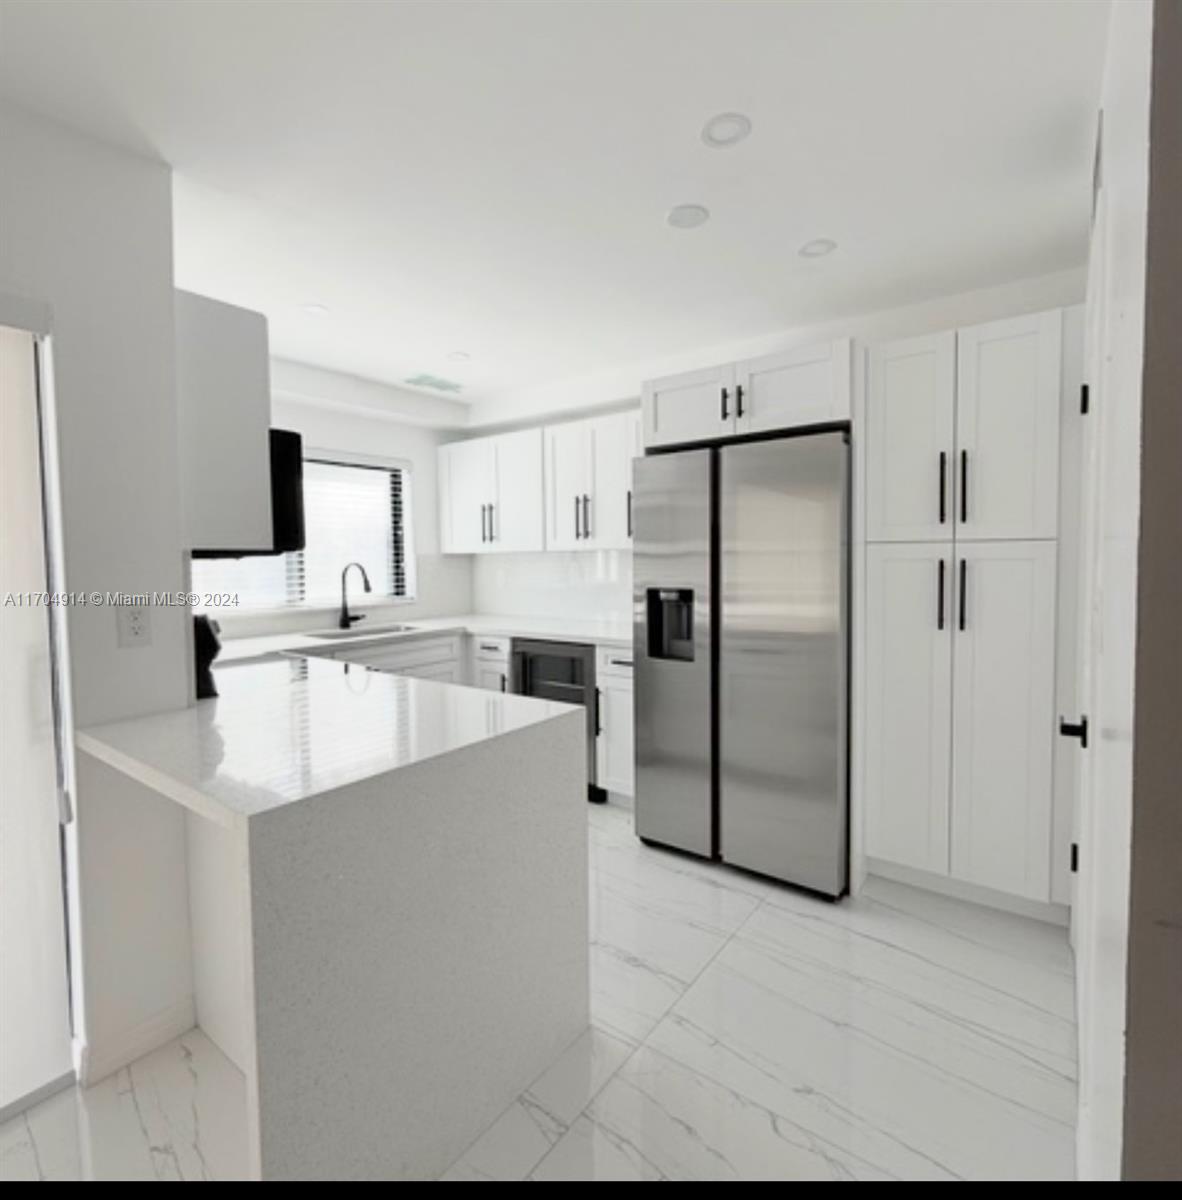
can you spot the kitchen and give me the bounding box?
[1,0,1178,1184]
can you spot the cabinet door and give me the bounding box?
[544,420,592,550]
[865,332,956,542]
[864,543,953,875]
[439,438,494,554]
[490,428,544,552]
[596,678,635,797]
[588,410,641,550]
[735,339,851,435]
[641,363,735,449]
[474,662,509,692]
[955,311,1061,540]
[950,541,1056,900]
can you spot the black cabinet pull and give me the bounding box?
[574,495,581,539]
[582,494,591,539]
[736,383,745,419]
[500,673,507,693]
[1059,715,1089,749]
[480,503,488,543]
[939,451,947,524]
[958,558,967,631]
[487,502,495,542]
[937,559,946,631]
[960,450,968,524]
[626,489,633,538]
[720,386,729,421]
[595,687,603,736]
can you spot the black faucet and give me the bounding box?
[339,562,372,629]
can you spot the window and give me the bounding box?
[192,456,413,610]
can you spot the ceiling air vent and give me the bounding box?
[404,373,463,394]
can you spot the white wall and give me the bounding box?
[214,392,473,638]
[0,102,193,1081]
[1074,0,1154,1180]
[467,269,1087,428]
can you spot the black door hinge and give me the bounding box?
[1081,383,1090,415]
[1070,842,1079,874]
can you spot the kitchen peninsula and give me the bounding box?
[76,655,589,1180]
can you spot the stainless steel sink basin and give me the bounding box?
[307,624,417,641]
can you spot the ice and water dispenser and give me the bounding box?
[645,588,695,661]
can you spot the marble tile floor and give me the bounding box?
[1,801,1076,1181]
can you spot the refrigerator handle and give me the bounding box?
[937,558,946,630]
[720,386,729,422]
[939,451,947,524]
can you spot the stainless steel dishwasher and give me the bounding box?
[510,639,604,802]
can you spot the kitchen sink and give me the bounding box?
[307,624,418,641]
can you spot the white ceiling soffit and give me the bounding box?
[0,0,1110,407]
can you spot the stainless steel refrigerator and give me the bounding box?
[633,432,849,897]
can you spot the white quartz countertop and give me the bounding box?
[215,612,634,664]
[76,656,574,827]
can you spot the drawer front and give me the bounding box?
[472,634,511,662]
[335,635,460,671]
[596,645,635,679]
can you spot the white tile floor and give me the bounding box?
[0,801,1076,1181]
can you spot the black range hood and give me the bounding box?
[192,428,305,559]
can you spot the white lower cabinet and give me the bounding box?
[864,542,953,875]
[596,647,634,798]
[950,540,1056,900]
[468,635,511,692]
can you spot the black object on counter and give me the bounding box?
[194,614,221,699]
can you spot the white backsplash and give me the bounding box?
[473,551,632,622]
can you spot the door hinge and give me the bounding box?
[1080,383,1090,415]
[1070,842,1079,874]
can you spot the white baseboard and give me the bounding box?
[79,996,197,1086]
[866,858,1070,926]
[0,1070,76,1124]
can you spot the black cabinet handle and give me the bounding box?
[582,494,591,539]
[937,558,946,631]
[1059,716,1089,749]
[595,687,602,736]
[736,383,744,419]
[720,386,729,421]
[958,558,967,631]
[487,502,495,542]
[626,489,633,538]
[500,673,507,693]
[960,450,968,524]
[574,495,581,539]
[480,503,488,543]
[939,451,947,524]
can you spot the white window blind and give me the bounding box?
[192,457,410,610]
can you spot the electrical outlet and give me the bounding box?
[116,605,151,648]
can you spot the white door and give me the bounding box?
[490,428,544,552]
[588,410,641,550]
[864,542,953,875]
[596,677,635,797]
[642,362,735,448]
[956,311,1062,541]
[949,540,1056,900]
[440,438,494,554]
[735,339,851,435]
[865,332,956,542]
[545,419,592,550]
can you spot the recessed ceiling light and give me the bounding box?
[446,351,471,363]
[701,112,752,149]
[798,238,838,258]
[302,303,330,316]
[667,203,711,230]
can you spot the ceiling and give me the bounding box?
[0,1,1109,404]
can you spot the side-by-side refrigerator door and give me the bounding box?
[632,449,714,857]
[718,434,849,896]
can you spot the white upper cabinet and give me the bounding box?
[438,429,543,555]
[544,410,641,551]
[950,540,1056,900]
[735,339,852,436]
[955,311,1062,541]
[865,332,957,542]
[176,291,273,552]
[864,542,953,876]
[642,362,735,448]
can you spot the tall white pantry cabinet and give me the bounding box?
[863,309,1065,904]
